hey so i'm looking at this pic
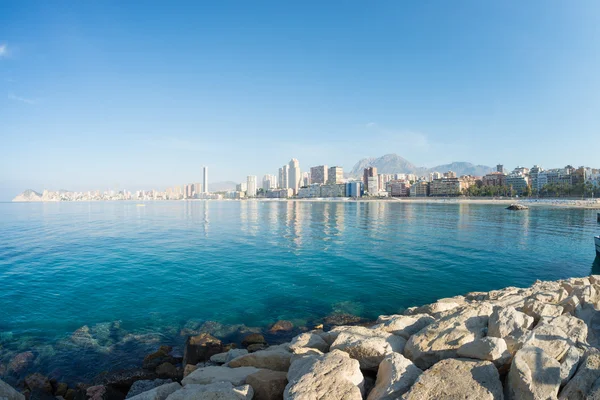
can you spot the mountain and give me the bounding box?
[349,154,494,177]
[12,189,43,202]
[209,181,238,192]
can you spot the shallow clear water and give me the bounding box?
[1,200,599,383]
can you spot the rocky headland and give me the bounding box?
[4,276,600,399]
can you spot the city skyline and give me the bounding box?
[3,1,600,200]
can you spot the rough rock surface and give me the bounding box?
[165,382,253,400]
[182,366,261,386]
[330,326,406,370]
[182,333,223,365]
[404,304,492,369]
[126,380,172,399]
[228,346,292,371]
[284,350,364,400]
[487,306,534,351]
[127,382,181,400]
[402,358,503,400]
[559,349,600,399]
[245,369,288,400]
[506,346,561,400]
[0,379,25,400]
[366,353,422,400]
[289,332,329,353]
[521,323,572,361]
[371,314,435,339]
[456,337,511,368]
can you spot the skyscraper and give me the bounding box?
[288,158,301,195]
[310,165,328,184]
[496,164,504,174]
[280,165,289,189]
[363,167,377,192]
[263,174,277,190]
[247,176,257,197]
[203,166,208,193]
[328,166,343,184]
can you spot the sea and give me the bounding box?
[1,200,599,383]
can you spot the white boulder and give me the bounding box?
[371,314,435,339]
[456,337,511,368]
[128,383,181,400]
[506,346,561,400]
[181,366,261,386]
[228,346,292,371]
[559,349,600,399]
[289,332,329,353]
[165,382,253,400]
[366,353,422,400]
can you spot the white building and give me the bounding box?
[263,174,277,191]
[367,176,379,195]
[288,158,301,195]
[246,176,257,198]
[203,166,208,193]
[279,165,289,189]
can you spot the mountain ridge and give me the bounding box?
[349,154,494,177]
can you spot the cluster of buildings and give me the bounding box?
[33,162,600,202]
[231,161,600,199]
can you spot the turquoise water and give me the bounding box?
[1,200,599,383]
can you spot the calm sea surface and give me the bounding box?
[1,200,599,382]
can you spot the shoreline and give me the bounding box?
[9,197,600,209]
[3,274,600,399]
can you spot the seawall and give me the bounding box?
[3,275,600,399]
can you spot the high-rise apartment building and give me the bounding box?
[363,167,377,192]
[328,166,343,184]
[279,165,289,189]
[263,174,277,191]
[302,172,311,187]
[496,164,504,174]
[288,159,301,195]
[194,183,202,197]
[203,166,208,193]
[310,165,328,185]
[246,176,257,198]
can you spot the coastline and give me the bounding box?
[10,197,600,209]
[4,274,600,399]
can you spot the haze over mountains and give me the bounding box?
[349,154,494,177]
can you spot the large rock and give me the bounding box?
[560,295,582,315]
[269,321,293,333]
[143,346,176,370]
[242,334,267,348]
[560,346,582,387]
[506,346,561,400]
[0,379,25,400]
[24,373,52,393]
[366,353,422,400]
[522,298,564,323]
[181,366,261,386]
[284,350,364,400]
[289,333,329,353]
[521,323,571,361]
[404,304,492,369]
[93,369,158,393]
[586,377,600,400]
[7,352,34,374]
[406,297,465,318]
[127,382,181,400]
[182,333,223,365]
[126,380,173,398]
[402,358,503,400]
[559,349,600,399]
[165,382,253,400]
[330,326,406,370]
[456,337,511,368]
[246,369,287,400]
[371,314,435,339]
[228,346,292,372]
[543,314,588,346]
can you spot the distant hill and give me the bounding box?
[12,189,43,202]
[349,154,494,177]
[209,181,238,192]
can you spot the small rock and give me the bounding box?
[269,321,293,333]
[55,382,69,397]
[371,314,435,339]
[182,333,223,366]
[241,333,266,348]
[182,366,261,386]
[143,346,175,370]
[403,358,503,399]
[247,343,268,353]
[92,368,158,393]
[367,353,422,400]
[506,346,561,400]
[24,373,52,393]
[226,349,249,363]
[322,313,362,326]
[64,389,75,400]
[209,352,228,364]
[245,369,287,400]
[165,382,252,400]
[126,380,172,398]
[127,382,181,400]
[7,351,35,374]
[155,363,178,380]
[228,347,292,372]
[456,337,511,369]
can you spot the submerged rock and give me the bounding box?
[182,333,223,366]
[7,351,35,374]
[269,321,294,334]
[241,334,267,348]
[403,358,503,399]
[143,346,175,370]
[507,204,528,210]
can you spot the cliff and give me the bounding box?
[11,189,42,202]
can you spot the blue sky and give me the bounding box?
[1,1,599,199]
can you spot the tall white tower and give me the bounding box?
[203,166,208,193]
[246,176,257,197]
[288,158,301,195]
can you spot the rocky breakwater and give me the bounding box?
[6,276,600,399]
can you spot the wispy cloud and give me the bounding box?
[0,44,8,58]
[8,93,36,105]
